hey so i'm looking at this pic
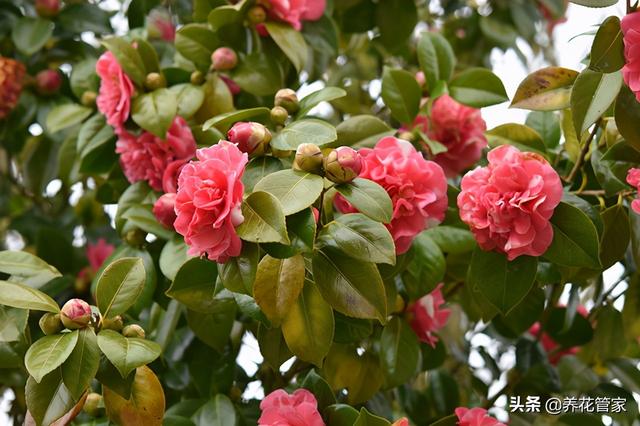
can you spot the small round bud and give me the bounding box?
[274,89,299,114]
[83,393,104,418]
[293,143,323,174]
[81,91,97,107]
[247,6,267,24]
[323,146,363,184]
[60,299,92,330]
[270,106,289,126]
[227,121,272,157]
[122,324,146,339]
[101,315,124,332]
[39,313,63,335]
[397,131,415,142]
[153,193,177,229]
[415,71,426,88]
[211,47,238,71]
[190,70,205,85]
[35,69,62,96]
[271,147,292,158]
[35,0,60,18]
[124,228,147,247]
[144,72,167,90]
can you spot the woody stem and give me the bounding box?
[563,119,602,184]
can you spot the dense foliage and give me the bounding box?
[1,0,640,425]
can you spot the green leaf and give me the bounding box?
[381,67,421,124]
[449,68,508,108]
[262,208,316,259]
[526,111,561,148]
[335,178,393,224]
[58,3,112,34]
[62,328,100,400]
[298,87,347,118]
[0,306,28,343]
[325,404,360,426]
[258,324,292,369]
[166,258,218,313]
[46,104,92,134]
[569,0,617,7]
[581,306,625,362]
[423,226,475,254]
[207,5,241,30]
[0,250,62,288]
[131,88,178,138]
[335,115,393,147]
[159,238,192,282]
[312,247,387,322]
[590,16,625,73]
[121,205,174,240]
[253,255,305,326]
[271,119,337,151]
[233,52,284,96]
[354,408,391,426]
[571,69,622,135]
[70,58,99,99]
[467,248,538,315]
[0,280,59,313]
[219,243,259,295]
[194,74,234,121]
[202,107,270,133]
[486,123,547,155]
[95,356,135,399]
[186,299,236,351]
[175,24,219,71]
[95,257,146,318]
[380,317,420,388]
[265,22,308,72]
[168,84,206,119]
[301,370,336,411]
[76,114,116,174]
[607,358,640,395]
[192,395,236,426]
[600,204,630,268]
[511,67,579,111]
[545,307,593,347]
[615,85,640,152]
[317,213,395,265]
[376,0,417,50]
[11,17,54,56]
[404,233,445,299]
[26,331,79,383]
[417,32,456,91]
[282,282,334,367]
[544,202,602,269]
[26,370,76,426]
[243,156,284,193]
[97,330,161,378]
[558,355,599,392]
[236,191,290,244]
[101,37,147,87]
[254,170,324,216]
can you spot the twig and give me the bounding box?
[563,120,602,184]
[571,189,634,197]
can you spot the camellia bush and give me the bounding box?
[2,0,640,424]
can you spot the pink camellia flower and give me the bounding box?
[528,305,588,365]
[335,137,448,254]
[627,168,640,214]
[455,407,505,426]
[60,299,92,330]
[116,116,197,191]
[96,51,135,128]
[260,0,326,31]
[408,284,451,348]
[174,141,248,263]
[153,193,177,229]
[162,159,188,194]
[457,145,563,261]
[412,95,487,178]
[146,8,176,42]
[258,389,325,426]
[86,239,115,272]
[623,12,640,102]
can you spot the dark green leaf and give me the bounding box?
[97,330,161,378]
[95,257,146,318]
[166,258,218,313]
[236,191,290,244]
[449,68,508,108]
[335,178,393,224]
[381,67,421,124]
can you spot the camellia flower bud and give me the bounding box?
[323,146,363,184]
[274,88,299,114]
[39,313,63,335]
[153,193,177,229]
[270,106,289,126]
[81,91,97,107]
[227,121,272,157]
[124,228,147,247]
[144,72,167,91]
[0,57,26,119]
[211,47,238,71]
[122,324,146,339]
[83,393,104,418]
[35,69,62,96]
[293,143,323,174]
[101,315,124,332]
[35,0,60,18]
[60,298,92,330]
[248,6,267,24]
[190,70,204,85]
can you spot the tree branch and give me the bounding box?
[563,120,602,184]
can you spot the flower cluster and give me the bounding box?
[0,57,25,119]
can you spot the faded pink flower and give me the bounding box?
[86,239,115,272]
[413,95,487,178]
[258,389,325,426]
[408,284,450,347]
[96,51,135,128]
[627,168,640,214]
[116,117,196,191]
[153,193,177,229]
[335,137,448,254]
[457,145,563,261]
[174,141,248,263]
[455,407,505,426]
[262,0,326,31]
[147,8,175,42]
[623,12,640,102]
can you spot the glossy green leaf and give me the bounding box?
[265,22,308,72]
[97,330,161,378]
[166,258,218,313]
[26,331,79,383]
[254,255,305,326]
[571,69,622,135]
[449,68,508,108]
[202,107,270,133]
[381,67,421,124]
[590,16,625,73]
[271,119,337,151]
[121,205,174,240]
[233,52,284,96]
[76,114,116,174]
[175,24,219,71]
[62,328,100,400]
[207,5,240,30]
[335,178,393,224]
[0,280,59,313]
[169,84,206,119]
[486,123,547,155]
[376,0,417,49]
[511,67,579,111]
[615,85,640,152]
[236,191,290,244]
[0,250,62,288]
[600,204,630,268]
[0,306,28,343]
[353,408,391,426]
[159,238,191,282]
[262,208,316,259]
[324,404,360,426]
[417,32,456,90]
[46,104,92,134]
[526,111,561,148]
[243,156,284,193]
[131,88,178,138]
[298,87,347,117]
[335,115,394,147]
[254,170,324,216]
[12,17,54,56]
[95,257,146,318]
[380,317,420,388]
[186,299,236,352]
[218,243,259,295]
[101,36,147,87]
[423,226,475,254]
[26,370,76,426]
[301,370,336,411]
[258,324,292,369]
[192,395,236,426]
